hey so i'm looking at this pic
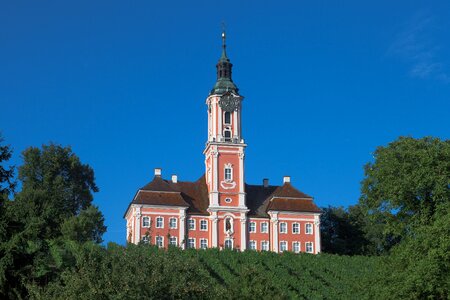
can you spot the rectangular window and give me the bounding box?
[292,223,300,234]
[142,236,149,244]
[200,220,208,231]
[224,168,232,181]
[169,236,177,246]
[280,241,287,252]
[293,242,300,253]
[260,222,268,233]
[142,216,150,228]
[200,239,208,249]
[224,112,232,125]
[224,239,233,249]
[169,218,177,229]
[306,242,314,253]
[249,240,256,250]
[187,238,196,249]
[156,236,163,248]
[305,223,313,234]
[279,222,287,234]
[261,241,269,251]
[156,217,164,228]
[188,219,196,230]
[249,222,256,233]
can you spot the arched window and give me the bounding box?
[224,128,232,141]
[224,216,233,234]
[224,239,233,249]
[224,112,232,125]
[224,164,233,182]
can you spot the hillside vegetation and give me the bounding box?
[34,243,384,299]
[1,136,449,299]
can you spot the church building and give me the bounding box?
[124,32,322,254]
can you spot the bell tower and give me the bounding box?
[204,31,248,249]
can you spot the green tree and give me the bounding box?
[320,205,370,255]
[0,133,15,197]
[0,144,106,299]
[359,136,450,252]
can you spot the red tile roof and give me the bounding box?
[125,175,321,217]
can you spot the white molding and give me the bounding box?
[305,242,314,254]
[261,240,269,251]
[268,210,321,216]
[187,237,196,249]
[240,213,246,251]
[249,240,257,250]
[187,218,196,231]
[200,238,208,249]
[155,216,164,229]
[248,221,256,233]
[279,241,288,252]
[179,209,186,249]
[211,213,218,247]
[155,235,164,248]
[305,223,313,235]
[200,219,208,231]
[314,214,321,254]
[142,216,151,228]
[208,206,249,213]
[142,211,182,216]
[169,217,178,229]
[292,222,300,234]
[132,203,189,210]
[260,221,269,233]
[292,241,301,253]
[279,222,288,234]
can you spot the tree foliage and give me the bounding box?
[0,144,105,299]
[360,136,450,252]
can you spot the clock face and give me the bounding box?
[219,94,240,112]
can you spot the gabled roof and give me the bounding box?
[125,175,321,218]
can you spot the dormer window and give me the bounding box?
[224,111,232,125]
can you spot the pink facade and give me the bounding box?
[124,32,322,254]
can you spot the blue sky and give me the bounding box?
[1,1,449,244]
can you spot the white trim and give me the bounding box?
[224,197,232,203]
[141,235,149,244]
[169,236,178,246]
[260,222,269,233]
[248,221,256,233]
[224,111,232,125]
[200,219,208,231]
[292,222,300,234]
[292,241,301,253]
[261,240,269,251]
[179,209,186,249]
[155,216,164,228]
[305,242,314,253]
[279,241,288,252]
[223,216,234,234]
[224,238,233,249]
[314,214,321,254]
[187,218,196,230]
[169,217,178,229]
[155,236,164,248]
[142,216,151,228]
[187,237,196,249]
[268,210,321,216]
[200,238,208,249]
[224,163,233,182]
[276,217,316,222]
[305,223,313,235]
[249,240,257,250]
[279,222,288,234]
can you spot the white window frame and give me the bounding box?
[224,238,233,249]
[155,236,164,248]
[169,217,177,229]
[260,222,268,233]
[200,219,208,231]
[142,216,150,228]
[224,197,232,203]
[293,242,300,253]
[169,236,177,246]
[249,222,256,233]
[292,222,300,234]
[187,238,196,249]
[249,240,257,250]
[306,242,314,253]
[261,241,269,251]
[305,223,313,235]
[142,235,149,244]
[280,241,287,252]
[279,222,288,234]
[188,218,196,230]
[156,216,164,228]
[224,216,234,233]
[224,166,233,182]
[200,238,208,249]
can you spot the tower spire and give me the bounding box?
[211,27,238,95]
